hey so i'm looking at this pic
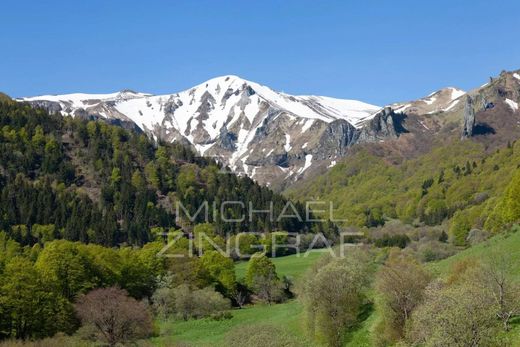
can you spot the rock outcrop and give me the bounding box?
[358,106,403,143]
[461,96,475,139]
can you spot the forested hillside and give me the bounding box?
[287,135,520,245]
[0,99,321,248]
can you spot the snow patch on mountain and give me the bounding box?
[284,134,292,152]
[450,88,466,100]
[505,98,519,112]
[443,99,460,112]
[390,87,465,115]
[298,154,313,174]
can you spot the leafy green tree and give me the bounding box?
[110,167,121,187]
[131,169,146,190]
[118,247,157,299]
[193,223,226,253]
[35,240,96,300]
[422,199,448,225]
[246,253,284,304]
[42,136,61,173]
[0,257,76,339]
[31,224,57,244]
[261,231,289,256]
[449,210,472,246]
[230,232,260,258]
[499,170,520,224]
[199,250,236,294]
[0,231,21,272]
[245,253,277,288]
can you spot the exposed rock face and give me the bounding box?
[461,96,475,139]
[316,120,358,159]
[358,106,403,143]
[215,125,237,151]
[27,100,63,114]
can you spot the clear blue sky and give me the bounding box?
[1,0,519,105]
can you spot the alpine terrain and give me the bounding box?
[19,76,390,189]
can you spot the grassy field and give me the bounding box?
[151,300,311,346]
[235,249,326,281]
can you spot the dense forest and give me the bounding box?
[0,100,330,248]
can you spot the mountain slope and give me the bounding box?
[286,69,520,240]
[392,87,466,115]
[19,76,384,189]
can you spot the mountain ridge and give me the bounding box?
[18,69,520,190]
[18,75,386,188]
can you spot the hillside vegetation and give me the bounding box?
[0,100,320,248]
[287,137,520,245]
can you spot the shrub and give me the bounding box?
[374,234,410,248]
[157,284,231,320]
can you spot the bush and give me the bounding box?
[374,234,410,248]
[154,284,231,320]
[408,281,500,347]
[416,241,456,262]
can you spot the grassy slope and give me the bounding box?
[235,249,325,280]
[428,229,520,277]
[151,300,311,346]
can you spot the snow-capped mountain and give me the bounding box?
[19,70,520,189]
[19,76,402,188]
